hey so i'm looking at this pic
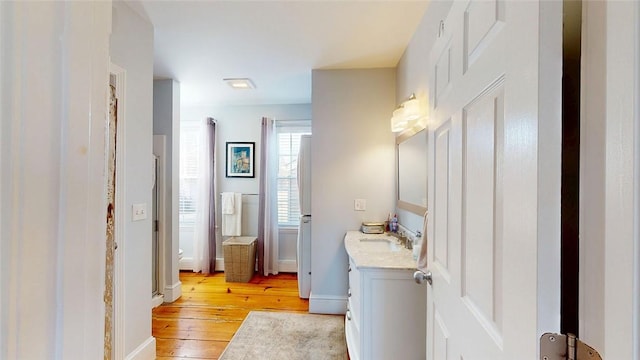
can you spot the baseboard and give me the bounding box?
[124,336,156,360]
[278,259,297,273]
[179,257,225,272]
[309,293,348,315]
[215,258,224,271]
[151,294,164,309]
[179,257,193,271]
[163,281,182,303]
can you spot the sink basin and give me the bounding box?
[359,238,401,252]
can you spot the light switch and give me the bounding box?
[354,199,366,211]
[132,203,147,221]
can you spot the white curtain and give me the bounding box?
[258,117,279,275]
[193,118,216,273]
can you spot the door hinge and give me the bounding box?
[540,333,602,360]
[154,220,159,232]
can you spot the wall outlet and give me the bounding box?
[132,203,147,221]
[354,199,366,211]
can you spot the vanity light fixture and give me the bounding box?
[223,78,256,89]
[391,106,408,132]
[391,93,421,133]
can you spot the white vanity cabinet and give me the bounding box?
[344,232,427,360]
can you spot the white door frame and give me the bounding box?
[579,1,640,358]
[152,136,167,308]
[110,62,127,360]
[635,24,640,357]
[1,3,111,358]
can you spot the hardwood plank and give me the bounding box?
[179,274,297,285]
[172,292,308,311]
[153,318,241,341]
[155,338,225,359]
[182,283,300,296]
[153,306,250,321]
[153,271,310,358]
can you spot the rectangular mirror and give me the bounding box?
[397,127,427,216]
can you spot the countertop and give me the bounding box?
[344,231,418,270]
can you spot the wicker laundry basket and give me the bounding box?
[222,236,257,282]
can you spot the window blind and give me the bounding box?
[276,122,310,227]
[179,123,200,225]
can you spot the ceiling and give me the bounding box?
[137,1,430,107]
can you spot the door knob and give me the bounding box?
[414,270,432,285]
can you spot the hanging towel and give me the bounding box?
[416,211,429,272]
[221,192,235,215]
[222,192,242,236]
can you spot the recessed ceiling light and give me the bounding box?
[223,78,255,89]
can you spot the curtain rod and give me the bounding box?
[219,193,259,196]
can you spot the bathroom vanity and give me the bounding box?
[344,231,426,360]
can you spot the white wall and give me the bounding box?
[1,1,111,358]
[180,104,311,270]
[153,79,182,301]
[310,68,396,314]
[395,0,453,233]
[110,2,156,358]
[278,228,299,272]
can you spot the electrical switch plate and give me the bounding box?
[354,199,366,211]
[132,203,147,221]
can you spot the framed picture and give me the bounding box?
[226,142,255,178]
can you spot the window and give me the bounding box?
[179,122,200,226]
[276,121,311,227]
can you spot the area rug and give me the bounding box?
[219,311,347,360]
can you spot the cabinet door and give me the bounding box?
[362,269,426,360]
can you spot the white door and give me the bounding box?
[579,1,639,358]
[425,1,561,359]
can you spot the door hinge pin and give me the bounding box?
[540,332,602,360]
[567,333,576,360]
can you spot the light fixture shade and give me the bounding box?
[402,98,420,122]
[391,94,424,133]
[223,78,256,89]
[391,107,407,132]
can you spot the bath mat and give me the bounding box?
[219,311,347,360]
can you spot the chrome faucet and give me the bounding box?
[388,230,415,249]
[404,233,413,250]
[391,231,413,249]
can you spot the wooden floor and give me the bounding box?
[153,271,309,359]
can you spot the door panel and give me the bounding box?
[425,1,560,358]
[432,306,450,360]
[461,83,504,344]
[463,0,505,72]
[435,45,452,108]
[434,121,451,279]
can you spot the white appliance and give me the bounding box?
[297,135,312,299]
